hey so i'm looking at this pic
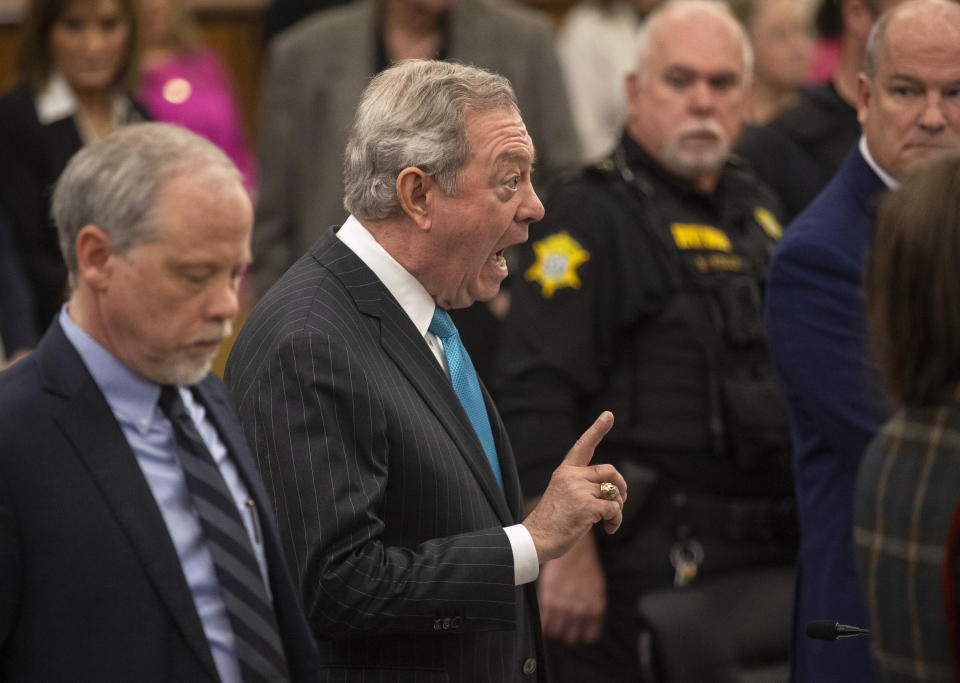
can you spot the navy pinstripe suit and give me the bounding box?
[225,229,543,682]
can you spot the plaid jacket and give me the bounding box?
[854,389,960,682]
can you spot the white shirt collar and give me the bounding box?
[35,72,77,124]
[859,134,899,190]
[35,73,136,141]
[335,215,437,338]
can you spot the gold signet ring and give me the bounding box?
[599,482,618,501]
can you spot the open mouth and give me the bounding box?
[491,249,506,267]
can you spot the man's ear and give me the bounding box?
[396,166,435,231]
[75,225,115,290]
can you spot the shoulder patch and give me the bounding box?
[524,231,590,298]
[754,206,783,240]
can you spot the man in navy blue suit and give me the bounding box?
[0,123,319,682]
[765,1,960,680]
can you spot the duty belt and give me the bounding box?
[654,487,798,543]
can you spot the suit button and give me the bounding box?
[522,657,537,675]
[442,617,452,630]
[433,619,443,631]
[451,616,463,629]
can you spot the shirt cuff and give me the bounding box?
[504,524,540,585]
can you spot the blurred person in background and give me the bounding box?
[138,0,257,193]
[855,150,960,683]
[0,0,148,330]
[0,207,39,370]
[730,0,815,125]
[556,0,664,163]
[735,0,904,223]
[808,0,843,83]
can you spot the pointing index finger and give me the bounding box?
[562,411,614,467]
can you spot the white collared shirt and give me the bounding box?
[336,215,540,585]
[859,134,900,190]
[35,72,139,142]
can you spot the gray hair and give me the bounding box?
[52,122,240,279]
[634,0,754,83]
[343,59,519,221]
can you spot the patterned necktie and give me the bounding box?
[429,307,504,491]
[158,386,290,683]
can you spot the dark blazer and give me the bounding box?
[224,229,544,682]
[854,391,960,682]
[0,320,319,682]
[765,147,891,683]
[0,85,148,327]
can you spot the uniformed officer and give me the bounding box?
[496,2,797,681]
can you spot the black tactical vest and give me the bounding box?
[586,153,791,477]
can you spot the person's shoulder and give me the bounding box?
[0,84,38,125]
[770,85,857,143]
[244,233,358,337]
[544,162,627,220]
[0,353,47,438]
[724,156,781,205]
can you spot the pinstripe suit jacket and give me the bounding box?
[225,229,544,682]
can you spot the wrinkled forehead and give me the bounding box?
[465,107,535,159]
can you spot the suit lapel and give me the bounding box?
[192,376,265,504]
[38,323,221,681]
[484,385,524,521]
[845,148,888,221]
[314,233,515,525]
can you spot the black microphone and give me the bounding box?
[806,619,871,640]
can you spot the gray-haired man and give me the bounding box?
[225,60,626,682]
[0,123,319,682]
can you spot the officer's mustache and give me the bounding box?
[675,120,728,148]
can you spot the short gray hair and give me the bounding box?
[343,59,519,221]
[635,0,754,83]
[52,122,240,279]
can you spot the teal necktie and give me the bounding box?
[429,307,504,492]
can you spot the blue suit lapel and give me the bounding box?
[36,322,221,682]
[315,233,516,526]
[842,147,888,223]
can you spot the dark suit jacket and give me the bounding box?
[0,320,319,682]
[224,229,544,682]
[765,147,890,683]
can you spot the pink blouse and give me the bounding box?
[140,49,257,192]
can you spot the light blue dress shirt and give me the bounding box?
[59,308,270,683]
